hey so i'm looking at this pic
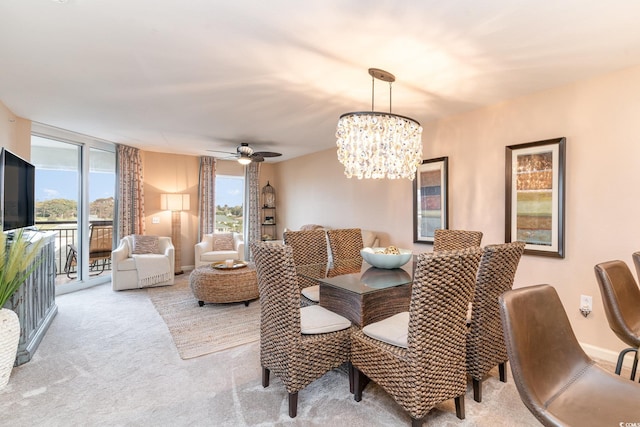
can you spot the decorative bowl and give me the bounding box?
[360,247,412,269]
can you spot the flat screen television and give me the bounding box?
[1,148,36,231]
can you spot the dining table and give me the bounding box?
[296,257,415,327]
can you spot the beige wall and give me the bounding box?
[142,151,199,270]
[0,100,31,159]
[275,64,640,359]
[141,153,248,270]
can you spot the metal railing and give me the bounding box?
[36,220,113,277]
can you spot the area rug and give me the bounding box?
[146,276,260,359]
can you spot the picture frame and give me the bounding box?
[413,157,448,243]
[505,137,566,258]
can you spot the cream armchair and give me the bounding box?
[195,232,244,268]
[111,235,175,291]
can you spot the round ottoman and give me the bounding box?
[189,263,259,307]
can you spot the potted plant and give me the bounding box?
[0,229,43,388]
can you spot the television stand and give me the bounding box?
[4,231,57,365]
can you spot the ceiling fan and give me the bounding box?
[208,143,282,165]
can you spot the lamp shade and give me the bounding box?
[161,193,190,211]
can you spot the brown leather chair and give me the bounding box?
[500,284,640,426]
[594,260,640,379]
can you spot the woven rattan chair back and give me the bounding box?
[433,229,483,252]
[466,241,525,402]
[283,229,328,266]
[351,247,483,425]
[327,228,363,261]
[250,241,351,418]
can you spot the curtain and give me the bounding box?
[244,162,261,260]
[198,156,217,239]
[116,145,145,238]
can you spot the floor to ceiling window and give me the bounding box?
[31,124,116,295]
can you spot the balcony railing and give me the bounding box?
[36,220,113,278]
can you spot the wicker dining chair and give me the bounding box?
[250,241,352,418]
[466,241,525,402]
[351,247,483,426]
[283,229,329,266]
[433,229,483,252]
[327,228,364,261]
[283,229,329,306]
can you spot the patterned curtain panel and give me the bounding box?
[116,145,145,238]
[198,156,217,239]
[244,162,261,260]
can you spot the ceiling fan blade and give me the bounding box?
[250,154,265,162]
[206,149,236,155]
[253,151,282,158]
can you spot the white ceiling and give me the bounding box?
[2,1,640,162]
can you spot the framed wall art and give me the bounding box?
[505,137,566,258]
[413,157,448,243]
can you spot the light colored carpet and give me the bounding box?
[147,275,260,359]
[0,280,546,426]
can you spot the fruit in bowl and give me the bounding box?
[360,246,413,269]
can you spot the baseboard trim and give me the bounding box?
[580,342,636,369]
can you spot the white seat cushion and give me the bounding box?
[301,285,320,302]
[200,250,239,263]
[362,311,409,348]
[300,305,350,334]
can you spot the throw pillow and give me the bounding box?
[132,235,160,254]
[212,233,234,251]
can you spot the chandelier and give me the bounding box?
[336,68,423,180]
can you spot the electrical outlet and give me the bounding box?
[580,294,593,311]
[152,217,160,224]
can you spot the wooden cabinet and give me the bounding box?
[4,231,57,365]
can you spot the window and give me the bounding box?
[215,175,244,233]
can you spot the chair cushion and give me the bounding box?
[212,233,234,251]
[362,311,409,348]
[361,229,377,248]
[300,224,325,231]
[132,235,160,254]
[201,250,239,263]
[300,305,350,334]
[301,285,320,302]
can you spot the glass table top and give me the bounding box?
[296,258,415,295]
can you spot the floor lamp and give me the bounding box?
[161,193,190,275]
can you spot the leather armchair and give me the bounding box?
[499,284,640,426]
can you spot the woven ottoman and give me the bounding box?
[189,263,259,307]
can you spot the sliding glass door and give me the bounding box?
[31,125,115,294]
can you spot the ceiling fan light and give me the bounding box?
[237,154,252,165]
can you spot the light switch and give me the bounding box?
[152,217,160,224]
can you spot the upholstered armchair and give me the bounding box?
[194,232,244,268]
[111,235,175,291]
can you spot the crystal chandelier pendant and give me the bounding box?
[336,69,423,180]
